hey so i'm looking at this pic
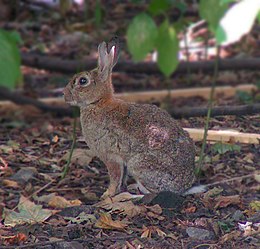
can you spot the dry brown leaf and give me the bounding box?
[146,211,165,221]
[95,213,127,230]
[2,179,19,189]
[52,135,59,143]
[141,225,166,238]
[61,148,93,166]
[35,194,81,209]
[95,192,145,217]
[48,195,82,209]
[182,206,197,214]
[214,195,241,209]
[146,204,162,215]
[2,232,27,245]
[141,225,152,238]
[220,230,241,243]
[99,199,146,217]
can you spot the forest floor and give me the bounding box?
[0,1,260,249]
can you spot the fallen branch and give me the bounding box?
[185,128,260,144]
[0,86,72,116]
[0,86,259,118]
[171,103,260,118]
[21,52,260,74]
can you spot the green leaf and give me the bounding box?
[148,0,170,16]
[199,0,228,32]
[258,11,260,24]
[211,142,241,155]
[95,0,102,27]
[127,13,158,61]
[236,90,253,104]
[156,20,179,77]
[0,29,22,88]
[216,0,260,45]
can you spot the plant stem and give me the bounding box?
[61,109,77,179]
[196,46,220,175]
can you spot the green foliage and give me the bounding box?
[216,0,260,45]
[218,220,234,233]
[148,0,171,16]
[94,0,102,27]
[199,0,228,32]
[211,142,241,155]
[156,20,179,77]
[236,90,254,104]
[0,29,22,89]
[127,0,260,77]
[127,13,158,61]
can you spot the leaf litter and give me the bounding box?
[0,2,260,247]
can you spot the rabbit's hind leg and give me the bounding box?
[101,160,125,199]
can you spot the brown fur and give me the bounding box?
[63,41,196,198]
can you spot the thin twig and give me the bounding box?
[11,179,55,211]
[204,172,259,188]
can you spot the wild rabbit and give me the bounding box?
[63,37,196,199]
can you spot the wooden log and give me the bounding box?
[0,84,256,109]
[21,52,260,74]
[185,128,260,144]
[116,84,256,102]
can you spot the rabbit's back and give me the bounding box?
[80,100,195,192]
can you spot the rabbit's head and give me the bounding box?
[64,37,120,107]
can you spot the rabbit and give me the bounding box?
[63,37,196,199]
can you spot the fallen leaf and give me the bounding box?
[2,233,27,245]
[203,187,223,199]
[214,195,241,209]
[64,212,96,224]
[95,213,127,230]
[254,174,260,183]
[52,135,59,143]
[34,194,82,209]
[3,196,53,227]
[146,204,164,220]
[182,206,197,214]
[141,225,166,238]
[146,204,162,215]
[220,230,241,243]
[0,145,13,154]
[95,192,146,217]
[249,200,260,211]
[48,196,82,209]
[2,179,19,188]
[61,148,93,166]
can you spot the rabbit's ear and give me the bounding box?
[107,36,120,68]
[98,42,113,73]
[98,38,120,78]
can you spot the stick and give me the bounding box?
[185,128,260,144]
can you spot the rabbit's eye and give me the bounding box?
[78,77,89,86]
